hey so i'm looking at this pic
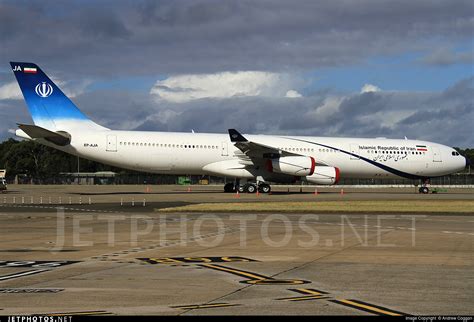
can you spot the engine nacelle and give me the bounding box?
[269,156,315,176]
[305,167,340,185]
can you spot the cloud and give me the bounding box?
[150,71,303,102]
[1,77,472,147]
[0,82,21,100]
[0,1,472,149]
[360,84,381,93]
[420,47,474,66]
[285,90,303,98]
[0,78,89,101]
[0,0,472,76]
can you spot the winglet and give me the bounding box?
[228,129,248,142]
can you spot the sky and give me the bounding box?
[0,0,473,147]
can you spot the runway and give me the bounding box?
[0,185,472,315]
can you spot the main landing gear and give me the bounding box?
[224,181,272,194]
[418,178,430,194]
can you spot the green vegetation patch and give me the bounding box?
[157,200,474,213]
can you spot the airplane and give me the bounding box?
[10,62,469,194]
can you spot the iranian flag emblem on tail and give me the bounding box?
[416,145,428,151]
[24,67,37,74]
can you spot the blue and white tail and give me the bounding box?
[10,62,106,131]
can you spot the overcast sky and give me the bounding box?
[1,0,473,147]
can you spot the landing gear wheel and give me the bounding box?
[419,187,429,194]
[224,183,235,193]
[258,183,271,193]
[244,183,257,193]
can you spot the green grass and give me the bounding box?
[157,200,474,213]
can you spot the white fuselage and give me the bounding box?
[11,61,467,184]
[43,128,465,182]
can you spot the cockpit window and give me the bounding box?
[452,151,460,156]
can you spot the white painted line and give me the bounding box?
[0,269,49,281]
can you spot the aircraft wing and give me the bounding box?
[228,129,299,159]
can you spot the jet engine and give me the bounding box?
[269,156,315,176]
[305,167,340,185]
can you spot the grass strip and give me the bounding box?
[156,200,474,213]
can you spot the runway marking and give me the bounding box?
[201,263,310,285]
[0,288,63,293]
[277,288,330,301]
[201,263,269,280]
[277,295,330,301]
[275,289,408,315]
[139,256,257,265]
[0,260,79,268]
[291,288,330,295]
[442,231,473,236]
[329,299,407,316]
[0,261,80,282]
[46,310,112,316]
[171,302,241,310]
[0,269,49,281]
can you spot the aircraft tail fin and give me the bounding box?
[10,62,106,131]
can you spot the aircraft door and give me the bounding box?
[106,135,117,152]
[221,142,228,156]
[432,147,442,162]
[350,144,360,160]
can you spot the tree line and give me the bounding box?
[0,138,472,180]
[0,139,125,180]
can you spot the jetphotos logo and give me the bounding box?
[35,82,54,98]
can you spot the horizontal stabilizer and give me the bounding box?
[17,123,71,146]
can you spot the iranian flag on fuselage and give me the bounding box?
[24,67,37,74]
[416,145,428,151]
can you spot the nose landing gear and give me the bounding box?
[418,178,430,194]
